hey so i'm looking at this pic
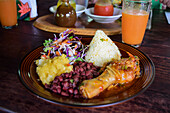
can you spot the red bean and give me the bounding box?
[81,72,85,76]
[92,67,97,70]
[68,88,74,94]
[80,62,86,67]
[45,84,50,89]
[68,74,72,78]
[87,75,93,79]
[63,81,69,87]
[73,82,76,88]
[86,70,91,76]
[45,61,101,98]
[57,88,61,93]
[74,89,78,95]
[65,73,69,78]
[58,76,63,82]
[61,91,69,96]
[87,63,91,70]
[75,66,79,71]
[62,86,68,91]
[74,77,79,82]
[79,67,84,72]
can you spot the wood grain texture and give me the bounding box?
[0,0,170,112]
[33,14,121,36]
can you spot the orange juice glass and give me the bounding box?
[122,0,151,47]
[0,0,18,29]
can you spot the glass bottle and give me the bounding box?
[55,0,77,27]
[56,0,76,9]
[94,0,114,16]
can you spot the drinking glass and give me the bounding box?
[0,0,18,29]
[122,0,151,47]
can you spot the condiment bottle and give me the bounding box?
[94,0,114,16]
[56,0,76,10]
[55,0,77,27]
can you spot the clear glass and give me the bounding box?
[75,0,89,8]
[122,0,151,47]
[0,0,18,29]
[146,9,152,30]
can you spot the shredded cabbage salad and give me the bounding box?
[41,29,89,64]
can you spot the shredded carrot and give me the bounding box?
[62,33,64,37]
[56,51,60,56]
[62,40,68,44]
[66,63,71,66]
[74,44,78,49]
[53,40,58,43]
[127,52,135,61]
[48,49,51,56]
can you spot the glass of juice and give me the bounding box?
[0,0,18,29]
[122,0,151,47]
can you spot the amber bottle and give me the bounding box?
[55,0,77,27]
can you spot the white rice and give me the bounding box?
[85,30,121,67]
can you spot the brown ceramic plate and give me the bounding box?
[18,39,155,108]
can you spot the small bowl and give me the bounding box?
[49,4,86,17]
[85,7,122,23]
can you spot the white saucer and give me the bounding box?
[85,7,122,23]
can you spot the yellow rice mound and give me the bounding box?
[85,30,121,67]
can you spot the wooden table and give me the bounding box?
[0,0,170,113]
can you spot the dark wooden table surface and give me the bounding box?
[0,0,170,113]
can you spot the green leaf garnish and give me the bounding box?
[69,36,73,40]
[124,65,128,70]
[100,38,104,42]
[43,39,53,47]
[70,79,74,83]
[75,57,83,62]
[44,47,51,52]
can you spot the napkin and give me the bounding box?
[17,0,38,21]
[165,11,170,24]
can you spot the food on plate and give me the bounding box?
[40,29,87,64]
[85,30,121,67]
[35,54,73,85]
[35,29,141,99]
[80,53,140,98]
[45,61,101,98]
[35,29,87,85]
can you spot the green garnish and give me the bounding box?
[75,57,83,62]
[122,65,128,70]
[70,79,74,83]
[44,47,51,52]
[100,38,104,42]
[69,36,73,40]
[43,39,53,47]
[124,65,128,70]
[74,56,83,62]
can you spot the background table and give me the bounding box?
[0,0,170,113]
